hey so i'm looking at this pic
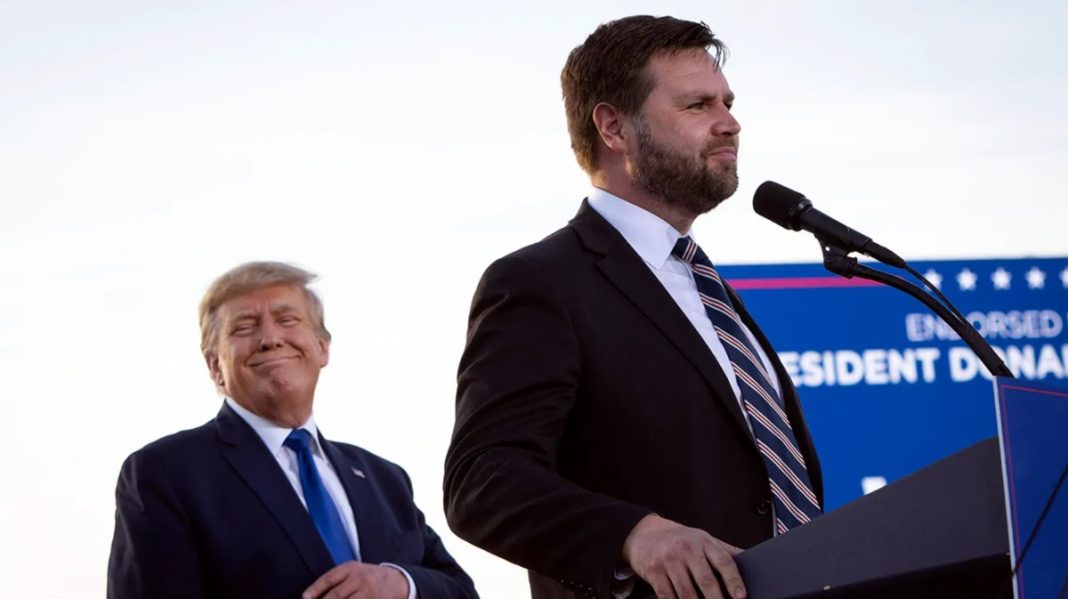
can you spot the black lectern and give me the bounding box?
[736,437,1012,598]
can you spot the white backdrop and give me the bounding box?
[1,1,1065,597]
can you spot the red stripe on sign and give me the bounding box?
[726,277,884,290]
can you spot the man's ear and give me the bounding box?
[591,102,630,154]
[318,337,330,368]
[205,351,224,387]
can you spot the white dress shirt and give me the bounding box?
[225,398,417,599]
[587,188,782,422]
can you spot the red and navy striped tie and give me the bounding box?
[672,236,821,532]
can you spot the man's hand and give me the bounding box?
[621,514,746,599]
[302,562,410,599]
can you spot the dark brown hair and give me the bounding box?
[561,15,726,174]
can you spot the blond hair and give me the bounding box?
[199,261,331,354]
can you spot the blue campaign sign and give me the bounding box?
[995,378,1067,599]
[717,257,1068,510]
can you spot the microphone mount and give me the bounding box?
[817,237,1014,378]
[754,180,1012,379]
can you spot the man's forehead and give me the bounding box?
[646,48,724,80]
[643,53,730,103]
[221,284,309,316]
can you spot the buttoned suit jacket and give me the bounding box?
[444,201,822,598]
[108,402,477,599]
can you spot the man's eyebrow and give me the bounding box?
[270,303,301,316]
[681,91,735,104]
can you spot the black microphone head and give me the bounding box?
[753,181,811,231]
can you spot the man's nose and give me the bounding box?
[714,106,741,136]
[257,323,285,350]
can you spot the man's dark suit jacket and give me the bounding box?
[108,402,476,599]
[444,201,822,599]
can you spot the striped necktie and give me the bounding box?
[284,429,358,564]
[672,236,822,532]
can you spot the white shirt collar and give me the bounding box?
[587,187,692,269]
[225,397,323,456]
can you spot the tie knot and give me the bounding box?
[671,236,700,264]
[284,428,314,454]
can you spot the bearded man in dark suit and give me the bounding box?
[444,15,822,599]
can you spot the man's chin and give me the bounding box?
[677,184,735,215]
[251,374,308,402]
[692,196,728,215]
[705,176,739,211]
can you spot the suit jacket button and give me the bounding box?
[756,499,772,515]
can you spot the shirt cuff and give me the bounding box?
[380,563,417,599]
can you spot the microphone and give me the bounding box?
[753,181,906,268]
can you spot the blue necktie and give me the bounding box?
[283,429,357,564]
[672,236,822,532]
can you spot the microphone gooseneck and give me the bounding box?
[750,179,1012,379]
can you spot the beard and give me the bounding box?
[631,114,739,215]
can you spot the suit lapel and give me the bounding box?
[569,201,751,437]
[215,403,335,575]
[319,434,388,564]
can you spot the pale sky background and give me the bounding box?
[1,1,1065,597]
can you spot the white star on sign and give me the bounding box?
[992,267,1012,290]
[923,269,943,289]
[1061,266,1068,288]
[957,268,977,291]
[1025,267,1046,290]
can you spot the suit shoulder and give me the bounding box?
[480,223,588,287]
[501,224,580,264]
[121,419,217,467]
